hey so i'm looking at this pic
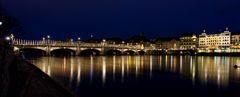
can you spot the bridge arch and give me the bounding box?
[123,50,136,55]
[104,49,122,55]
[50,49,76,56]
[80,49,101,56]
[19,48,47,57]
[138,50,145,55]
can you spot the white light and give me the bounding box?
[10,34,14,39]
[0,21,2,26]
[78,37,81,41]
[47,35,50,39]
[42,37,45,40]
[5,36,10,40]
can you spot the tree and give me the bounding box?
[0,7,23,38]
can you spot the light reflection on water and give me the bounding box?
[29,55,240,92]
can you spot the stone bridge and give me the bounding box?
[12,39,154,56]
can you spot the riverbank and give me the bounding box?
[0,40,75,97]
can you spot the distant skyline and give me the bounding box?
[2,0,240,40]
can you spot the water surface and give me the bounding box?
[29,55,240,97]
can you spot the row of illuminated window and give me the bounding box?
[200,37,230,40]
[180,43,196,45]
[232,40,240,42]
[199,40,230,42]
[199,42,230,45]
[180,46,195,48]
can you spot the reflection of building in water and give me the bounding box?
[230,57,240,82]
[179,56,191,78]
[190,56,196,84]
[197,56,229,87]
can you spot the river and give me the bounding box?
[29,55,240,97]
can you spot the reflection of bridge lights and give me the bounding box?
[180,56,182,73]
[121,56,125,82]
[113,56,116,80]
[90,56,93,82]
[102,57,106,85]
[77,63,81,86]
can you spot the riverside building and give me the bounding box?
[198,28,231,49]
[180,33,198,50]
[231,34,240,48]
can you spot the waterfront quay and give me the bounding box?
[4,27,240,56]
[11,38,240,56]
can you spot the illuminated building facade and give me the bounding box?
[198,28,231,49]
[180,33,198,50]
[155,38,180,50]
[231,35,240,48]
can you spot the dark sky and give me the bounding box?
[2,0,240,40]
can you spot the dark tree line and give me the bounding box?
[0,6,23,38]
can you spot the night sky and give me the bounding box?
[2,0,240,40]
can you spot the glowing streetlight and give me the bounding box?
[0,21,2,26]
[47,35,50,39]
[78,37,81,41]
[42,37,45,40]
[5,36,10,41]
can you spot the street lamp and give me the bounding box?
[0,21,2,36]
[78,37,81,41]
[42,37,45,44]
[47,35,50,39]
[102,39,106,46]
[46,35,50,44]
[5,36,10,41]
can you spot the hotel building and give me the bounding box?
[198,28,231,49]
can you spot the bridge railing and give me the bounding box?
[13,39,148,50]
